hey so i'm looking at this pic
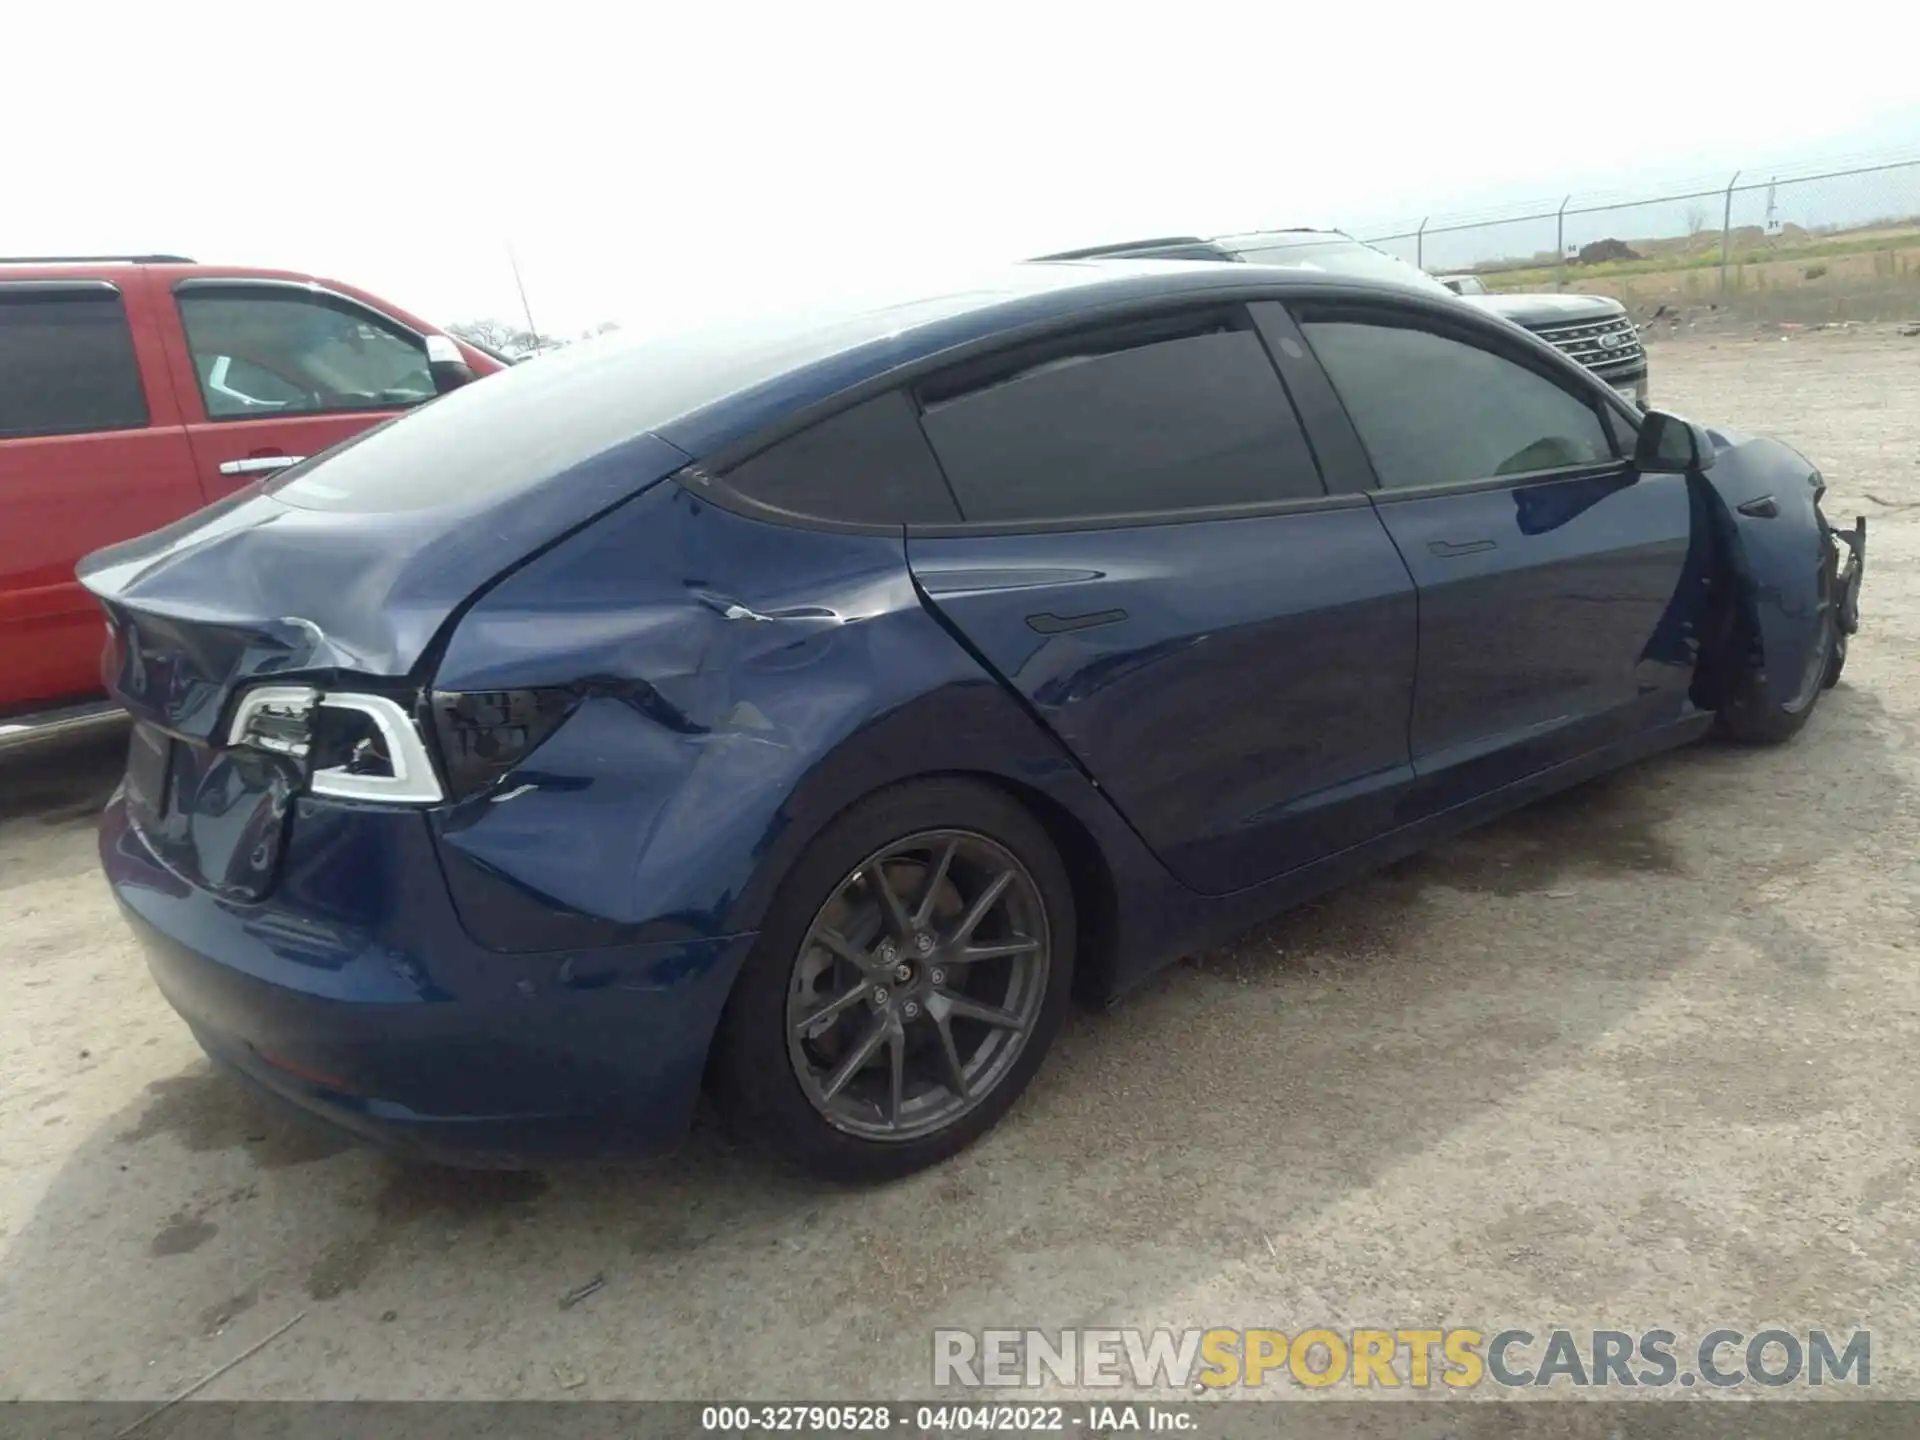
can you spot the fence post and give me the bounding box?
[1719,169,1741,294]
[1556,195,1570,291]
[1416,216,1428,271]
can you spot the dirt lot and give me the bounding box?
[3,326,1918,1405]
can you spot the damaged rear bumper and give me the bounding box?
[100,795,754,1166]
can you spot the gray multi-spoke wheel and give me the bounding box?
[714,779,1075,1181]
[787,831,1050,1141]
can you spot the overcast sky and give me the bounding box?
[8,3,1918,338]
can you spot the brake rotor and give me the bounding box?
[793,857,965,1065]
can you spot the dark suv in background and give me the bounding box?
[1037,230,1649,408]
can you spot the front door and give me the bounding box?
[904,307,1419,895]
[1292,305,1694,811]
[157,280,440,500]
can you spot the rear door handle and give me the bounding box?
[1428,538,1496,558]
[218,455,306,476]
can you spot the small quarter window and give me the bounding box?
[721,390,960,524]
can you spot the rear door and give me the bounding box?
[154,278,441,499]
[902,305,1419,895]
[0,275,200,711]
[1290,299,1693,811]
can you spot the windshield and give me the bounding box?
[1228,238,1457,297]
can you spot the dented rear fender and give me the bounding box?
[427,484,1149,954]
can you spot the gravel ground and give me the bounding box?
[2,326,1917,1406]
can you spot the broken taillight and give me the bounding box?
[428,688,575,802]
[228,686,445,803]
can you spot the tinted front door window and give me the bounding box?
[176,289,433,419]
[918,325,1322,522]
[1297,309,1691,805]
[1303,320,1613,488]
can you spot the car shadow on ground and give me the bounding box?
[0,684,1907,1398]
[0,727,126,824]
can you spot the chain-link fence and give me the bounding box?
[1358,157,1920,325]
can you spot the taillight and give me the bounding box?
[228,686,444,803]
[429,688,574,801]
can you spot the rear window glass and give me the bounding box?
[268,285,1061,514]
[0,288,148,438]
[919,326,1323,523]
[722,391,959,524]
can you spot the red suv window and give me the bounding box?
[176,287,435,419]
[0,287,148,437]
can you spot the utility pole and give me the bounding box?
[505,241,538,338]
[1556,194,1572,291]
[1719,171,1742,295]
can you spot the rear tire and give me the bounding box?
[712,778,1075,1182]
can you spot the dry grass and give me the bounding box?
[1484,225,1920,291]
[1466,220,1920,324]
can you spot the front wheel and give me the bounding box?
[1714,516,1842,746]
[712,779,1075,1182]
[1823,627,1848,690]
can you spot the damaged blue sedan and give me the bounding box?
[86,260,1865,1180]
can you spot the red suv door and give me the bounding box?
[0,273,202,712]
[154,276,452,498]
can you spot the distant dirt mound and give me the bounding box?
[1578,238,1641,264]
[1724,223,1812,249]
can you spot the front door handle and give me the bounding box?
[1428,538,1497,558]
[218,455,306,476]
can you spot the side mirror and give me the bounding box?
[425,334,477,394]
[1633,408,1716,473]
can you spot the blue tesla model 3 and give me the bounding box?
[85,260,1864,1180]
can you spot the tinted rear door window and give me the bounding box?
[721,390,960,524]
[918,322,1323,524]
[1301,318,1614,489]
[0,288,149,438]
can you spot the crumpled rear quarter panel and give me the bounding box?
[427,483,1136,954]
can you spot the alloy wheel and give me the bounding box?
[785,829,1051,1142]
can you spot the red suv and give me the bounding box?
[0,255,503,746]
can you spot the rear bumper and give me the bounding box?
[102,797,755,1166]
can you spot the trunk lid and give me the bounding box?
[81,360,695,898]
